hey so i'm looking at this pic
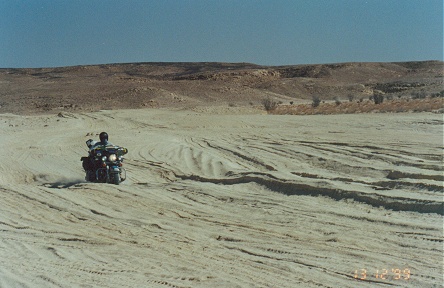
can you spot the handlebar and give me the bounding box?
[90,146,128,156]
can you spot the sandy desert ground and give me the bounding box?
[0,107,442,287]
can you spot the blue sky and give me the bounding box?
[0,0,442,68]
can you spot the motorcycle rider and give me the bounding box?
[82,132,123,181]
[93,132,113,148]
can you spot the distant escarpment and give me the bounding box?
[0,61,442,114]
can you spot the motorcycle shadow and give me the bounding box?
[38,176,86,189]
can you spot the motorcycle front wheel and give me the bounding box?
[112,173,121,185]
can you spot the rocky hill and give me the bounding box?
[0,61,442,114]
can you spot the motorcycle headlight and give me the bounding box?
[108,154,117,162]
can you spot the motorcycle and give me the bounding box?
[81,140,128,185]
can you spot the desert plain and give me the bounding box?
[0,61,443,287]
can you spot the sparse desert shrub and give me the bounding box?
[373,91,384,104]
[262,97,278,111]
[312,95,321,107]
[269,97,442,115]
[334,97,341,106]
[374,94,384,104]
[347,94,355,102]
[412,89,427,99]
[431,90,444,98]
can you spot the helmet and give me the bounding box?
[99,132,108,143]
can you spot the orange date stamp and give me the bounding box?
[354,268,411,281]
